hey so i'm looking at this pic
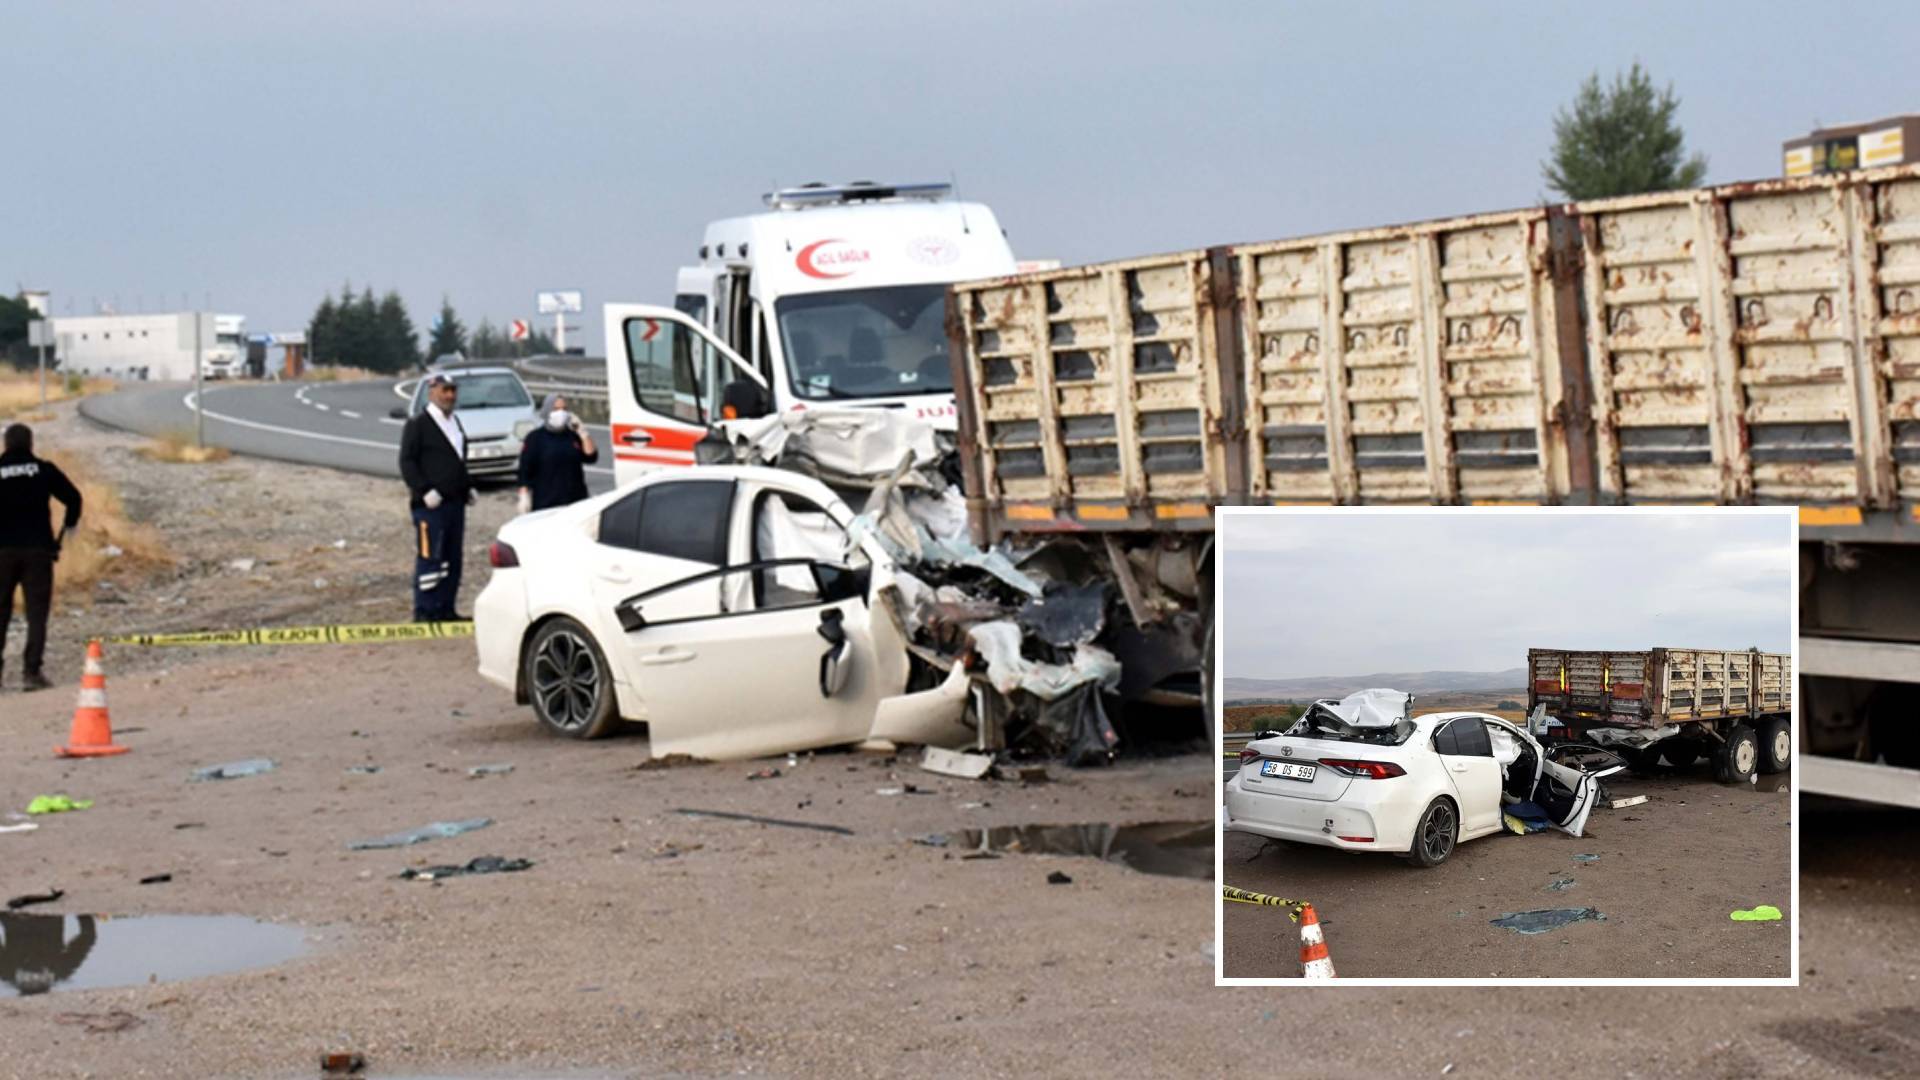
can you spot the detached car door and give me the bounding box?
[602,303,766,486]
[607,481,885,760]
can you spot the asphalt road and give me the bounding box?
[79,378,616,492]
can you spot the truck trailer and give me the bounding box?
[944,162,1920,806]
[1526,648,1792,784]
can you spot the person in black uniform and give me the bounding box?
[0,423,83,691]
[397,375,473,622]
[516,393,599,514]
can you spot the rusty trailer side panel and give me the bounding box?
[1236,210,1572,506]
[950,162,1920,533]
[952,252,1231,534]
[1527,647,1791,730]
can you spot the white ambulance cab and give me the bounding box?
[602,181,1017,484]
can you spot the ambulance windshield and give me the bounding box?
[775,284,951,401]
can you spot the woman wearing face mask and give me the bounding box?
[516,394,599,514]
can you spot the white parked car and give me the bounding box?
[1222,691,1620,867]
[391,366,538,479]
[473,464,974,760]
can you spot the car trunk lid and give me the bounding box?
[1239,735,1368,802]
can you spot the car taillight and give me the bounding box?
[1319,758,1406,779]
[489,541,519,568]
[1238,747,1261,765]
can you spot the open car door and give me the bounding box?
[602,303,766,487]
[1488,719,1624,838]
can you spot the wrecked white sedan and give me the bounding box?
[1223,691,1621,867]
[473,465,974,760]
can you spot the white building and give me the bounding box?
[51,312,247,380]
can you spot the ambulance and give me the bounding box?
[602,181,1017,483]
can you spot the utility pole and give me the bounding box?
[194,310,206,448]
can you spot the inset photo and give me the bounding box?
[1216,507,1796,984]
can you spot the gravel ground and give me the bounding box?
[1223,771,1791,979]
[1,392,1918,1078]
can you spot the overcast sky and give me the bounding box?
[1221,512,1793,679]
[5,1,1916,336]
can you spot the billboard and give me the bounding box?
[537,290,583,314]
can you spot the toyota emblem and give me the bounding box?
[1280,746,1293,757]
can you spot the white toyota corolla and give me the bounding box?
[1223,690,1618,867]
[473,465,974,761]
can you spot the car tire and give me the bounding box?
[1659,741,1702,770]
[1713,723,1760,784]
[524,617,620,740]
[1622,747,1663,773]
[1405,797,1458,868]
[1756,716,1791,774]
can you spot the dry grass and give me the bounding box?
[0,368,114,419]
[137,428,233,464]
[302,365,378,383]
[40,451,175,600]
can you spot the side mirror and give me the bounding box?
[811,562,869,604]
[389,406,407,420]
[617,604,646,633]
[816,608,850,698]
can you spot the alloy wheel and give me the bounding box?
[1422,803,1455,862]
[532,629,600,730]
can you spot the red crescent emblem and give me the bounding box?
[796,239,854,279]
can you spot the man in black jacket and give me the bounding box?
[0,423,82,691]
[397,375,473,622]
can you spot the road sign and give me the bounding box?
[27,320,51,347]
[509,319,529,341]
[537,290,583,314]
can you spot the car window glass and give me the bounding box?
[1452,718,1494,757]
[635,480,734,565]
[626,316,710,424]
[453,373,531,409]
[1433,721,1461,756]
[598,489,648,551]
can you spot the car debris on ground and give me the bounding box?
[398,856,533,881]
[188,758,275,781]
[346,817,493,850]
[1490,908,1606,934]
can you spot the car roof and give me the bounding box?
[440,366,521,378]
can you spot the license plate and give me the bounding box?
[1260,760,1316,782]
[470,444,508,458]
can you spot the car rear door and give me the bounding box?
[1433,717,1505,836]
[602,304,766,487]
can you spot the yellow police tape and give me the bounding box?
[105,621,473,647]
[1223,885,1306,921]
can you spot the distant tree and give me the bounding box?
[426,297,467,361]
[521,327,557,355]
[0,293,37,370]
[1496,700,1523,711]
[469,318,505,360]
[375,291,420,373]
[307,293,340,368]
[1542,63,1707,200]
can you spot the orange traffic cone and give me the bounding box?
[1298,903,1336,980]
[55,640,130,758]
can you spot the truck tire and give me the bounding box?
[1713,723,1759,784]
[1660,741,1701,769]
[1757,716,1790,774]
[1622,747,1663,774]
[1404,797,1458,868]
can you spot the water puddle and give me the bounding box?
[0,912,308,996]
[953,820,1211,880]
[1489,907,1606,935]
[1750,772,1790,794]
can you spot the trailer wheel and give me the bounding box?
[1756,716,1790,774]
[1660,741,1701,769]
[1622,747,1662,774]
[1713,724,1759,784]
